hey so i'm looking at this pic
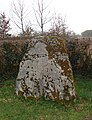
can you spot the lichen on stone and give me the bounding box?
[16,36,76,103]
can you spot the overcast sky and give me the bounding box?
[0,0,92,35]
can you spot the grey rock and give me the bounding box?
[16,36,76,103]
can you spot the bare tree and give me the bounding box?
[49,14,77,42]
[33,0,52,34]
[49,14,67,38]
[11,0,30,35]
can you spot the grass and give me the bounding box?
[0,76,92,120]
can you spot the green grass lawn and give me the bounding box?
[0,76,92,120]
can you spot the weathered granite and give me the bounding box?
[16,36,75,103]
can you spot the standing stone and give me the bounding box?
[16,36,75,103]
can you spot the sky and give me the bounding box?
[0,0,92,35]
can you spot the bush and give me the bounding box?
[67,41,92,78]
[0,37,92,80]
[0,41,28,79]
[80,55,92,77]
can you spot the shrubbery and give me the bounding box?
[70,52,92,77]
[0,38,92,80]
[0,41,28,79]
[67,41,92,78]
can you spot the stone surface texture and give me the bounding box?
[16,36,75,103]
